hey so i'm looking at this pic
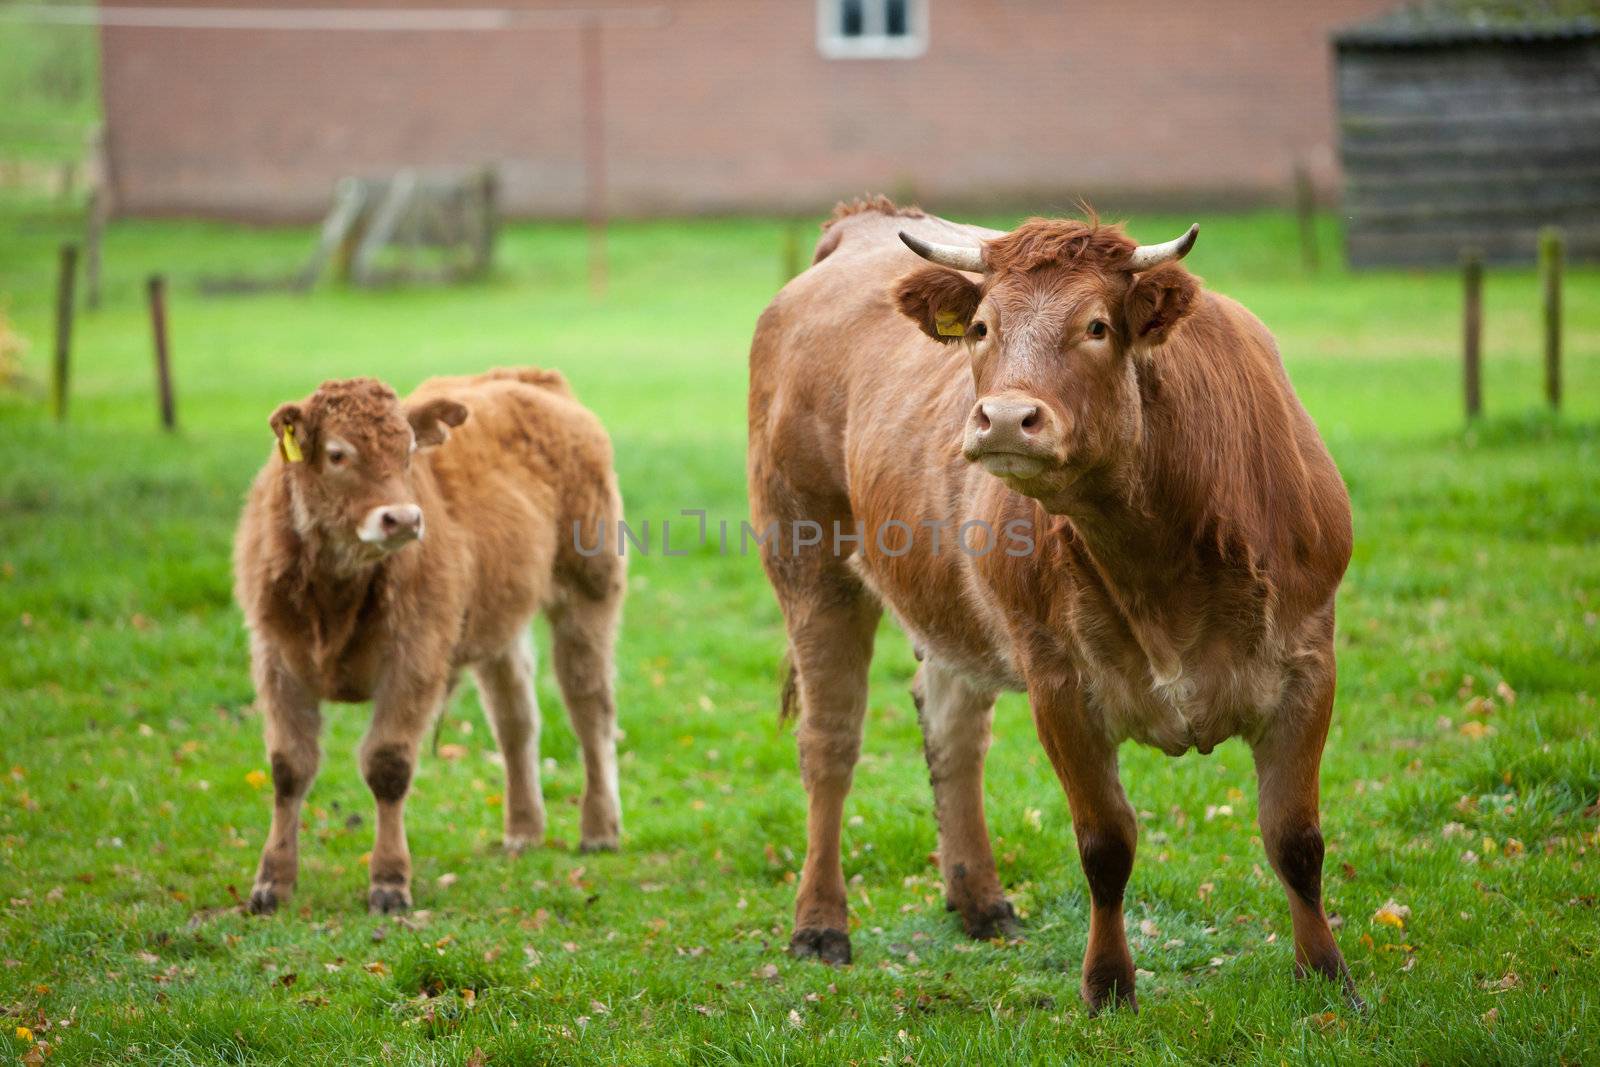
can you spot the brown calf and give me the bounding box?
[748,199,1356,1011]
[234,368,625,915]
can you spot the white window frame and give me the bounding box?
[816,0,928,60]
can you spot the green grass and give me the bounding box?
[1,195,1598,1065]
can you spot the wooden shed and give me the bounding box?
[1335,1,1600,268]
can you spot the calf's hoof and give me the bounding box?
[960,898,1021,941]
[578,836,619,854]
[789,927,851,966]
[503,834,540,855]
[247,884,285,915]
[368,883,412,915]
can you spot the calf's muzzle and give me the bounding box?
[358,503,424,549]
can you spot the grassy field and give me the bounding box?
[1,192,1598,1065]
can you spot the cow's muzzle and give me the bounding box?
[962,394,1064,480]
[357,503,424,551]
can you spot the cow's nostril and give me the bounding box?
[975,407,993,432]
[1020,407,1041,432]
[381,511,399,531]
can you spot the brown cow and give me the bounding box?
[748,199,1356,1012]
[234,368,625,915]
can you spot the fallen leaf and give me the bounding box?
[438,744,468,761]
[436,873,458,890]
[363,961,389,976]
[1373,898,1410,930]
[1458,721,1492,740]
[787,1008,804,1030]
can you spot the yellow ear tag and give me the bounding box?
[935,311,967,338]
[280,425,303,463]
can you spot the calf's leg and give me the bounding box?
[913,657,1015,939]
[248,654,321,914]
[474,634,545,852]
[1030,673,1139,1013]
[1252,666,1359,1004]
[361,677,445,914]
[549,591,623,852]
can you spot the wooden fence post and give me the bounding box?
[581,18,608,299]
[1539,226,1563,411]
[1462,248,1483,421]
[147,275,176,431]
[53,244,78,422]
[84,185,106,311]
[782,220,803,282]
[1293,161,1320,273]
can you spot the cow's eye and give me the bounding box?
[326,449,346,467]
[970,321,988,339]
[1086,320,1109,339]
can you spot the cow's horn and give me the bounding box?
[1125,224,1200,271]
[899,231,987,273]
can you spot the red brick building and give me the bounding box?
[98,0,1397,219]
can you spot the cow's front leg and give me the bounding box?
[913,657,1015,939]
[1029,673,1138,1013]
[1252,662,1360,1006]
[785,589,881,965]
[361,677,444,914]
[248,653,321,915]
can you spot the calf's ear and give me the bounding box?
[269,402,306,462]
[408,398,469,450]
[893,267,983,344]
[1122,263,1198,350]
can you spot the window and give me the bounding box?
[817,0,927,59]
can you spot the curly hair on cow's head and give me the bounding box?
[980,211,1138,276]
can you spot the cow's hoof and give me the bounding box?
[578,837,619,854]
[247,885,282,915]
[503,834,540,855]
[789,927,851,965]
[368,884,412,915]
[961,898,1020,941]
[1082,972,1138,1016]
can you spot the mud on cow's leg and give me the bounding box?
[1253,667,1361,1007]
[1029,674,1139,1014]
[361,677,444,915]
[914,657,1016,940]
[248,655,321,915]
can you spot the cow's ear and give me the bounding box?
[893,266,983,344]
[1122,263,1199,350]
[408,398,469,450]
[269,402,307,462]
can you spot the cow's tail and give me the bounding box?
[779,653,800,725]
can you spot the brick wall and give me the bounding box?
[99,0,1397,219]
